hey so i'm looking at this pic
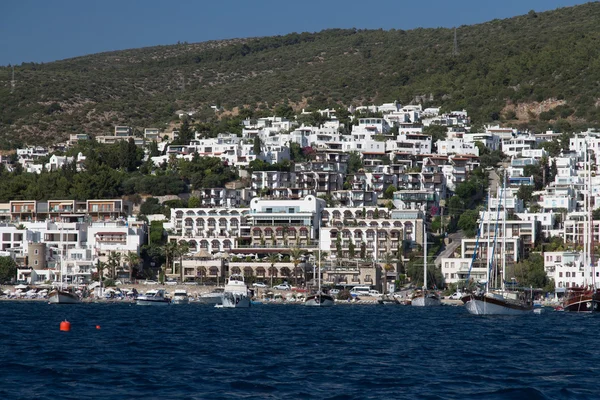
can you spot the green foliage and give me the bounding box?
[513,253,550,289]
[140,197,163,215]
[517,185,534,203]
[0,256,17,283]
[384,185,397,199]
[347,152,363,174]
[457,209,479,237]
[423,125,448,144]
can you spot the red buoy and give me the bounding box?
[96,325,101,330]
[59,320,71,332]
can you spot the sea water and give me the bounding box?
[0,302,597,400]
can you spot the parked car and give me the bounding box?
[165,279,178,286]
[273,283,291,290]
[143,280,158,285]
[448,292,464,300]
[329,289,340,296]
[252,282,268,288]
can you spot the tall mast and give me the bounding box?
[501,170,507,292]
[588,143,595,289]
[486,190,491,293]
[318,222,321,293]
[423,219,427,291]
[584,143,589,286]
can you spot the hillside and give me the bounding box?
[1,3,600,148]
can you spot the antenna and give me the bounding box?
[453,27,459,56]
[10,66,15,93]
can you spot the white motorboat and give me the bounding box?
[136,289,170,305]
[197,287,224,305]
[221,275,250,308]
[171,289,189,305]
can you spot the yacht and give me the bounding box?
[171,289,189,305]
[197,287,224,305]
[221,275,250,308]
[48,288,80,304]
[136,289,170,306]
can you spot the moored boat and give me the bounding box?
[221,275,250,308]
[197,287,224,305]
[171,289,189,305]
[411,223,441,307]
[305,292,335,307]
[48,289,80,304]
[136,289,170,305]
[563,287,600,313]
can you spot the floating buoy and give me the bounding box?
[96,325,101,330]
[59,320,71,332]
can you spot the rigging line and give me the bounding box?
[487,183,504,292]
[466,195,488,283]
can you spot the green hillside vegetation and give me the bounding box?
[0,139,237,202]
[2,3,600,148]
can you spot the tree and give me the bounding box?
[384,185,397,199]
[253,135,262,156]
[162,241,178,283]
[107,251,121,279]
[517,185,534,204]
[513,253,549,289]
[347,152,363,174]
[140,197,163,216]
[336,233,342,258]
[0,256,17,283]
[458,209,479,238]
[360,243,366,259]
[348,240,355,259]
[176,240,190,282]
[187,196,201,208]
[267,253,279,288]
[289,247,305,287]
[125,252,140,283]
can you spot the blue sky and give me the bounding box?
[0,0,591,66]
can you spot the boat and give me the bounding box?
[462,173,533,315]
[305,223,334,307]
[48,289,79,304]
[197,287,224,305]
[48,225,80,305]
[171,289,189,305]
[221,274,250,308]
[563,146,600,312]
[136,289,170,305]
[412,222,441,307]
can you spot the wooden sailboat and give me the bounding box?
[412,220,441,307]
[563,143,600,312]
[462,171,532,315]
[305,223,334,307]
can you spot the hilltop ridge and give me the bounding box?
[1,2,600,147]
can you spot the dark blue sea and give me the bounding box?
[0,302,598,400]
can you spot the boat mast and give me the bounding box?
[501,170,507,292]
[583,143,589,287]
[423,218,427,291]
[318,221,321,293]
[588,142,595,289]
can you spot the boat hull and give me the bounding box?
[221,292,250,308]
[462,294,532,315]
[411,295,441,307]
[172,298,189,305]
[48,291,79,304]
[563,289,600,313]
[305,294,334,307]
[197,294,223,305]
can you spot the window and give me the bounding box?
[559,272,563,277]
[34,260,38,265]
[289,208,294,214]
[34,249,39,255]
[266,208,272,213]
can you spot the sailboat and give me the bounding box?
[412,221,441,307]
[48,224,80,304]
[563,143,600,312]
[305,223,334,307]
[462,172,532,315]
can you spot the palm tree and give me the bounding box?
[162,241,178,282]
[289,247,305,287]
[176,240,190,283]
[381,253,395,295]
[125,252,140,283]
[267,253,279,288]
[96,259,105,284]
[107,251,121,280]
